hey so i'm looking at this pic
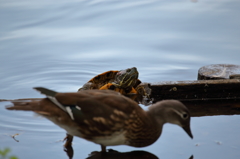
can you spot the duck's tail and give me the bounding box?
[3,87,57,112]
[5,99,42,111]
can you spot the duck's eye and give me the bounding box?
[182,113,188,119]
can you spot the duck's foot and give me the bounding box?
[63,134,74,148]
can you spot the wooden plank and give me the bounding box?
[150,79,240,101]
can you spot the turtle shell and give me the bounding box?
[79,67,141,95]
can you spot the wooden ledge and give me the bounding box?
[150,79,240,101]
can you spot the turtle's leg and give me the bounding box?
[135,83,151,98]
[63,133,74,148]
[126,87,137,95]
[135,83,153,105]
[99,83,113,90]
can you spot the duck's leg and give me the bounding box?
[64,134,74,148]
[101,145,106,152]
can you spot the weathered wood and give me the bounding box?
[150,79,240,101]
[198,64,240,80]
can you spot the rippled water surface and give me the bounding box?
[1,0,240,159]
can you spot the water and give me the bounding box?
[1,0,240,158]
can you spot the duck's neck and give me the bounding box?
[146,107,167,126]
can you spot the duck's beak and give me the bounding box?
[183,124,193,139]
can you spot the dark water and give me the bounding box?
[1,0,240,158]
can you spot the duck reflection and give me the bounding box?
[64,146,74,159]
[64,147,153,159]
[64,146,194,159]
[87,149,158,159]
[64,145,159,159]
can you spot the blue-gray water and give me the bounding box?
[1,0,240,158]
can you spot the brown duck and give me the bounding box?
[6,87,193,152]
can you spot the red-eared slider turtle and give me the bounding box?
[78,67,151,104]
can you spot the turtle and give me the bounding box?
[78,67,152,104]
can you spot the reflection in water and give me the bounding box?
[87,149,158,159]
[64,146,193,159]
[0,148,19,159]
[64,146,74,159]
[64,145,159,159]
[150,89,240,117]
[182,99,240,117]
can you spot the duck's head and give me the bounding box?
[148,100,193,139]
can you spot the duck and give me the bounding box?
[6,87,193,152]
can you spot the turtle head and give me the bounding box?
[114,67,139,88]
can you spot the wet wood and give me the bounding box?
[150,79,240,117]
[198,64,240,80]
[150,79,240,101]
